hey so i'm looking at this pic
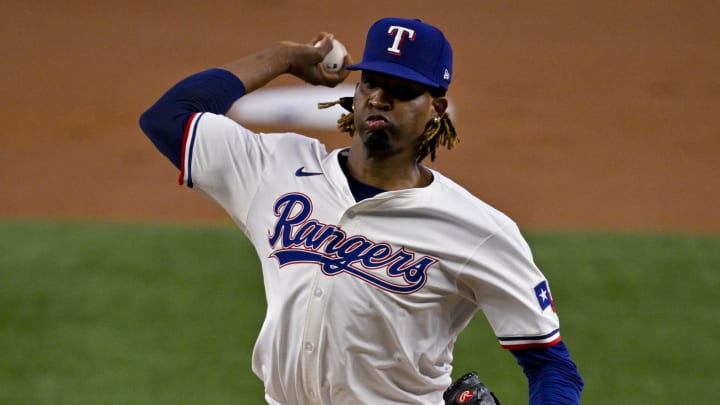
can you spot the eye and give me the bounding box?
[361,75,378,89]
[360,73,426,101]
[391,86,424,101]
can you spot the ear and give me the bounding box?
[431,97,449,119]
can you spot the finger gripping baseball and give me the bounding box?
[443,372,501,405]
[314,38,347,72]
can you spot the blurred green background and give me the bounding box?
[1,220,718,404]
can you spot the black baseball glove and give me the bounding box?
[443,371,501,405]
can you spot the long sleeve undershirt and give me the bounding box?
[511,341,584,404]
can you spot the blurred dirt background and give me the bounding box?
[2,0,718,232]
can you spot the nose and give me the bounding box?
[367,88,392,110]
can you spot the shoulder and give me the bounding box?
[430,171,520,234]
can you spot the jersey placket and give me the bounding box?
[299,205,361,403]
[300,267,333,404]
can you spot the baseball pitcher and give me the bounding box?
[139,17,584,404]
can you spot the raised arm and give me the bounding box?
[138,34,351,168]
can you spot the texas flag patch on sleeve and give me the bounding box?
[534,280,556,312]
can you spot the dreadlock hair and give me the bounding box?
[317,97,459,163]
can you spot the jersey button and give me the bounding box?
[313,288,323,297]
[304,342,314,352]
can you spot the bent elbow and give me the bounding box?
[138,104,185,170]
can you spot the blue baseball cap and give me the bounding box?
[346,17,453,92]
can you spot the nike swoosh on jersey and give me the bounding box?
[295,167,324,177]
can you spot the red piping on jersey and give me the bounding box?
[500,335,562,350]
[178,112,198,185]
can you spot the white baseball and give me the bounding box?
[316,39,347,72]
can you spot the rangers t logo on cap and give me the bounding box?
[387,25,416,55]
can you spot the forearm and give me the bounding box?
[222,36,348,94]
[511,341,584,404]
[220,43,293,94]
[524,362,583,404]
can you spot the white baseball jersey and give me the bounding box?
[178,112,561,404]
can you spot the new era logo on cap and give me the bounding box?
[346,17,453,91]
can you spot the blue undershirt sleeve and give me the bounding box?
[138,68,246,169]
[510,341,584,404]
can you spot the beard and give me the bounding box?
[362,130,392,153]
